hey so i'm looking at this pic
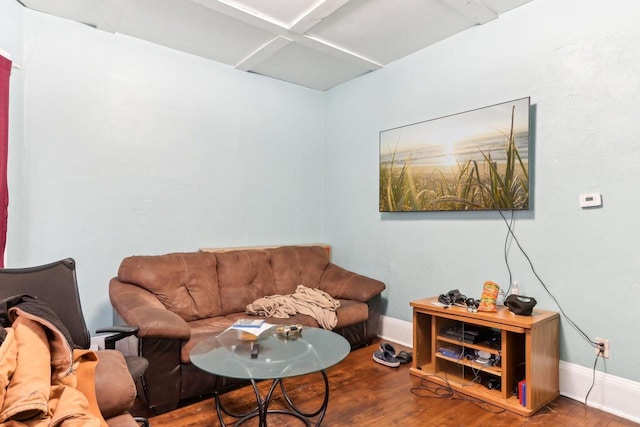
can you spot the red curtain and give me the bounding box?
[0,55,11,267]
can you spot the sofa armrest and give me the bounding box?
[109,278,191,340]
[319,263,385,302]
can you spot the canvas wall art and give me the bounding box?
[379,97,530,212]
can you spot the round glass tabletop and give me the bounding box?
[190,326,350,380]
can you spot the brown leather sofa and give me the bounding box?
[109,245,385,414]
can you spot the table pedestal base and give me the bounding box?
[215,370,330,427]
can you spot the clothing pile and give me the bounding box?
[246,284,340,330]
[0,295,106,426]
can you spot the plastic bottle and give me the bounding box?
[511,281,520,296]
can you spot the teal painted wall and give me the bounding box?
[8,6,325,330]
[3,0,639,385]
[323,0,640,382]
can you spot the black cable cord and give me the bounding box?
[584,349,602,405]
[503,210,515,295]
[410,371,506,414]
[453,393,506,414]
[410,377,453,398]
[498,209,599,347]
[500,209,609,409]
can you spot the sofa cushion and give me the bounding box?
[270,246,329,295]
[216,250,277,314]
[217,246,331,315]
[117,253,222,321]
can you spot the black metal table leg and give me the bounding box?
[279,370,330,424]
[214,371,330,426]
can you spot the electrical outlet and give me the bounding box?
[595,338,609,358]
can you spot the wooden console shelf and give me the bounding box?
[410,297,559,416]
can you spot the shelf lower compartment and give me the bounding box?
[410,365,531,416]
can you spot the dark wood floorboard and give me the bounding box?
[136,339,636,426]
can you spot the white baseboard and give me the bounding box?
[377,315,640,423]
[559,360,640,423]
[377,314,413,347]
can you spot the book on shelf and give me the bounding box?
[438,346,462,359]
[518,380,526,407]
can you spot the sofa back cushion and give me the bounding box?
[117,252,222,321]
[216,246,330,313]
[270,246,329,294]
[118,246,331,320]
[216,249,277,314]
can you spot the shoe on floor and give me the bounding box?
[373,349,400,368]
[379,342,397,355]
[395,350,413,364]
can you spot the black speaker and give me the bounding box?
[483,377,501,390]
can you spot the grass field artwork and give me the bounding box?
[379,97,530,212]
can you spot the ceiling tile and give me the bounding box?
[248,42,373,91]
[308,0,476,65]
[116,0,274,65]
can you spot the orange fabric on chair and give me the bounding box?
[0,314,108,426]
[0,316,49,422]
[0,328,17,415]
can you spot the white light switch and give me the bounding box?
[579,193,602,208]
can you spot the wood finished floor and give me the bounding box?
[139,339,636,427]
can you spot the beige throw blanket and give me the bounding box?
[246,285,341,330]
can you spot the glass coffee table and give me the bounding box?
[190,326,351,426]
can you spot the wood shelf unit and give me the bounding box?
[410,297,559,416]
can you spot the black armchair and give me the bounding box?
[0,258,149,427]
